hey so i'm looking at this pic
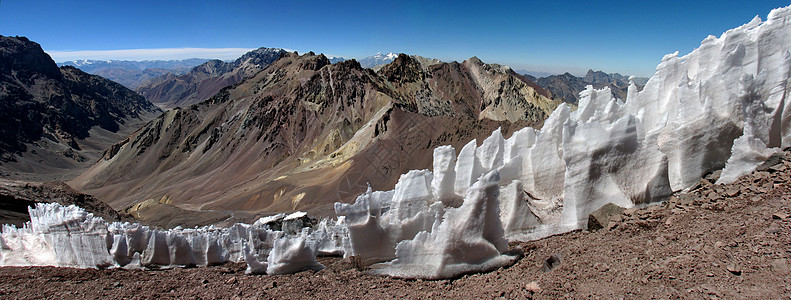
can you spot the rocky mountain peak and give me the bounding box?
[378,53,423,83]
[332,59,364,72]
[584,69,617,85]
[136,47,289,109]
[466,56,484,65]
[297,53,331,71]
[0,35,62,84]
[236,47,288,66]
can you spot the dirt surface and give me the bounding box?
[2,156,791,298]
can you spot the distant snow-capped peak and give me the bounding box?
[373,52,398,60]
[358,52,399,68]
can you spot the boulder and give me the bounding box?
[587,203,626,230]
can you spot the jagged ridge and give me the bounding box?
[71,52,560,217]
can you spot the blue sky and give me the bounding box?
[1,0,788,77]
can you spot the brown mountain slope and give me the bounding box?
[136,48,288,109]
[70,52,560,217]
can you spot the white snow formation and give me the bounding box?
[2,5,791,280]
[334,6,791,278]
[0,203,344,275]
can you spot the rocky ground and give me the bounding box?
[1,154,790,299]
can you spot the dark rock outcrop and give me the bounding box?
[0,35,161,179]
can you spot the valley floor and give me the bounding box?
[1,155,790,299]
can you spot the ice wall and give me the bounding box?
[334,170,444,264]
[370,171,521,279]
[0,203,341,276]
[0,203,112,268]
[335,4,791,277]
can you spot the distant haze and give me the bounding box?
[47,48,255,62]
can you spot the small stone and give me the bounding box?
[225,277,237,285]
[698,178,713,189]
[370,285,377,289]
[624,207,639,216]
[543,254,562,272]
[770,163,786,172]
[588,203,626,230]
[706,272,714,277]
[607,215,623,229]
[772,212,789,220]
[705,170,722,182]
[202,279,210,284]
[757,154,783,171]
[771,259,789,272]
[726,263,742,275]
[525,281,541,293]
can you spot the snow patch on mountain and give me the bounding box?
[358,52,399,68]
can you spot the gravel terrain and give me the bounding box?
[1,154,790,299]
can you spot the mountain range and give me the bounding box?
[525,70,649,104]
[135,47,289,109]
[0,35,637,221]
[0,36,161,181]
[357,52,399,68]
[58,59,209,89]
[70,53,560,218]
